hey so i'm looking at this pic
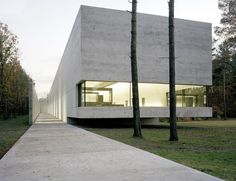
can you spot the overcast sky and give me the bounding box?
[0,0,221,98]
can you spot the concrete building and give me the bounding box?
[47,5,212,123]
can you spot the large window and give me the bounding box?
[78,81,206,107]
[167,85,206,107]
[79,81,131,107]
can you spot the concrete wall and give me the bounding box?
[80,6,212,85]
[29,80,40,124]
[39,98,48,113]
[47,8,82,122]
[47,6,212,122]
[76,107,212,118]
[32,83,40,122]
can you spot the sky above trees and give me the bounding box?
[0,0,221,98]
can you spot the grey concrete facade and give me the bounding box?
[47,5,212,122]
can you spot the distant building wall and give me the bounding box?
[29,80,40,124]
[39,98,48,113]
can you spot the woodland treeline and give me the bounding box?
[209,0,236,118]
[0,22,30,120]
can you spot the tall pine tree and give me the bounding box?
[130,0,142,138]
[168,0,178,141]
[212,0,236,118]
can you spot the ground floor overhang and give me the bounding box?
[69,107,212,119]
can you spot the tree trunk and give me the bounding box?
[0,63,4,114]
[131,0,142,138]
[223,62,227,120]
[169,0,178,141]
[3,99,9,120]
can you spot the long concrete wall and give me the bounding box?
[47,7,82,122]
[29,80,40,124]
[47,6,212,122]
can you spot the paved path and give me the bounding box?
[0,123,222,181]
[35,113,63,124]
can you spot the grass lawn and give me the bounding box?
[0,115,30,159]
[86,120,236,181]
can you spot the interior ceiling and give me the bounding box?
[86,81,115,90]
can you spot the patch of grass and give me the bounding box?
[0,115,30,159]
[87,120,236,181]
[178,120,236,128]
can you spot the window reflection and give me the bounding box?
[167,85,206,107]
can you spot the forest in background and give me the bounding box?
[210,0,236,118]
[0,22,29,120]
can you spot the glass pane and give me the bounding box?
[172,85,206,107]
[81,81,131,107]
[107,82,131,106]
[139,83,169,107]
[79,81,207,108]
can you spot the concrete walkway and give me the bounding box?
[35,113,63,124]
[0,124,222,181]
